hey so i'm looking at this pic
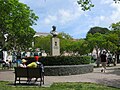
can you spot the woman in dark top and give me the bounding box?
[100,51,107,73]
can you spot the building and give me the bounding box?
[34,32,50,37]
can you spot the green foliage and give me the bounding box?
[87,26,110,35]
[41,56,91,66]
[34,32,91,55]
[60,38,91,55]
[86,33,104,52]
[110,22,120,52]
[24,56,91,66]
[34,35,51,53]
[0,81,119,90]
[86,27,120,60]
[58,32,91,55]
[77,0,120,11]
[58,32,73,40]
[78,40,91,55]
[0,0,38,50]
[77,0,94,11]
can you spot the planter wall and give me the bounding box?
[44,64,93,76]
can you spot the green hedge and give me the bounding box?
[24,56,91,66]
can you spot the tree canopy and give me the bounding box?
[0,0,38,50]
[87,26,110,35]
[77,0,120,11]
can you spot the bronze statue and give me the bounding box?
[50,26,58,37]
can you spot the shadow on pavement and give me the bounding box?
[106,68,120,76]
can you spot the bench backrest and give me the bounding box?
[14,67,28,77]
[14,67,42,78]
[28,68,42,78]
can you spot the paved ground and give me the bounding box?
[0,64,120,88]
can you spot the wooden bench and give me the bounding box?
[14,67,44,86]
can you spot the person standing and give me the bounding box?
[112,53,117,66]
[107,52,112,66]
[100,51,107,73]
[2,48,8,63]
[7,52,13,68]
[16,50,21,67]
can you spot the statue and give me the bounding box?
[50,26,58,37]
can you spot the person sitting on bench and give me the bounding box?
[19,59,27,68]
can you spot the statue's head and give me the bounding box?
[52,25,56,31]
[50,25,58,37]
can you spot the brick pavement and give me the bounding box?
[0,64,120,88]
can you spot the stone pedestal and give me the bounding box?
[51,37,60,56]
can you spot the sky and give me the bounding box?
[19,0,120,39]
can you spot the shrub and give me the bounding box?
[43,56,91,66]
[24,56,91,66]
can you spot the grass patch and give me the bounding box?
[0,81,119,90]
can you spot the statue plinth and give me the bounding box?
[51,37,60,56]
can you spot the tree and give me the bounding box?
[86,31,119,66]
[58,32,73,40]
[34,32,73,55]
[87,33,104,52]
[86,26,116,54]
[111,22,120,48]
[110,22,120,62]
[87,26,109,35]
[0,0,38,50]
[77,0,94,11]
[74,39,90,55]
[34,32,87,55]
[34,35,51,53]
[77,0,120,11]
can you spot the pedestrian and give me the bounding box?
[7,52,13,68]
[107,52,112,66]
[100,51,107,73]
[112,53,117,66]
[2,60,10,69]
[2,48,8,63]
[16,50,21,67]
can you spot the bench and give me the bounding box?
[14,67,44,86]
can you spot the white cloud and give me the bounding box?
[44,18,51,24]
[101,0,120,23]
[19,0,120,38]
[100,0,113,4]
[100,16,105,21]
[44,15,57,24]
[89,0,120,28]
[58,9,72,24]
[107,2,120,24]
[89,15,106,27]
[43,1,83,25]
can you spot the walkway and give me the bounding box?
[0,64,120,88]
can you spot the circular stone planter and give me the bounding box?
[44,64,94,76]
